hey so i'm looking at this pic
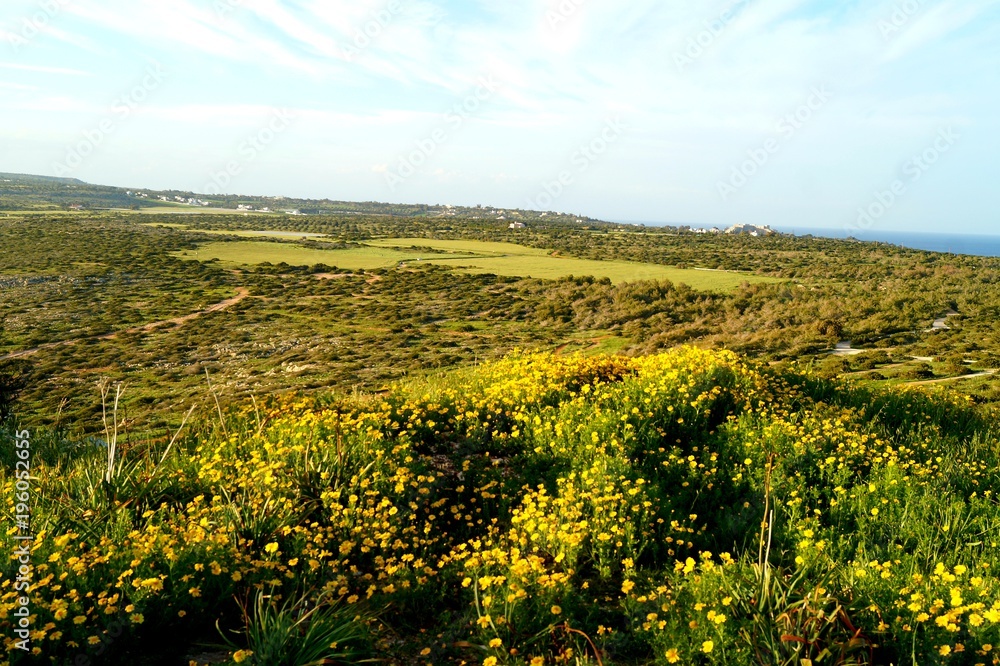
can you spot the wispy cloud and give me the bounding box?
[0,0,996,231]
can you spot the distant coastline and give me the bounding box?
[774,227,1000,258]
[617,220,1000,258]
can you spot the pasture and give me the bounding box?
[177,236,776,290]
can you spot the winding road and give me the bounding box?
[0,287,249,361]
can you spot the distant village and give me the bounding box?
[690,223,778,237]
[81,187,770,236]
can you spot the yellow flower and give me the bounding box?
[939,645,951,656]
[702,640,714,653]
[665,648,681,663]
[264,542,279,554]
[484,658,498,666]
[232,649,253,663]
[489,638,503,648]
[130,613,145,624]
[621,580,635,594]
[420,647,432,656]
[72,616,87,625]
[550,605,562,615]
[530,658,545,666]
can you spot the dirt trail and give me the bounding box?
[1,288,250,361]
[909,370,997,386]
[831,341,865,356]
[926,310,959,332]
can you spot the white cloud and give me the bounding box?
[0,0,995,229]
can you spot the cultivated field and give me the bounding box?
[176,237,776,290]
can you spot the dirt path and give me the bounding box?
[926,310,959,332]
[831,341,866,356]
[908,370,997,386]
[1,288,250,361]
[831,310,960,357]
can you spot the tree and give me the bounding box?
[0,358,31,422]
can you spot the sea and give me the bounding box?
[774,227,1000,258]
[619,221,1000,258]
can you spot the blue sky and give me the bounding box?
[1,0,999,233]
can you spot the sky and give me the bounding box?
[1,0,999,234]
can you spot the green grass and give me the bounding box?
[177,238,777,290]
[367,237,553,256]
[173,241,428,271]
[133,206,280,215]
[144,224,329,240]
[371,237,776,288]
[199,229,330,239]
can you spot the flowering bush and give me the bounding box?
[2,347,998,664]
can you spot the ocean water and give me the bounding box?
[775,227,1000,257]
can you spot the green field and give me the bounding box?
[146,224,331,240]
[177,237,776,289]
[174,241,430,271]
[134,206,281,215]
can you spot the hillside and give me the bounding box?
[0,172,599,224]
[3,209,1000,439]
[2,348,998,665]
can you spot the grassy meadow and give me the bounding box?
[3,348,1000,665]
[175,237,775,289]
[174,240,435,271]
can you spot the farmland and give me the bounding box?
[174,236,775,289]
